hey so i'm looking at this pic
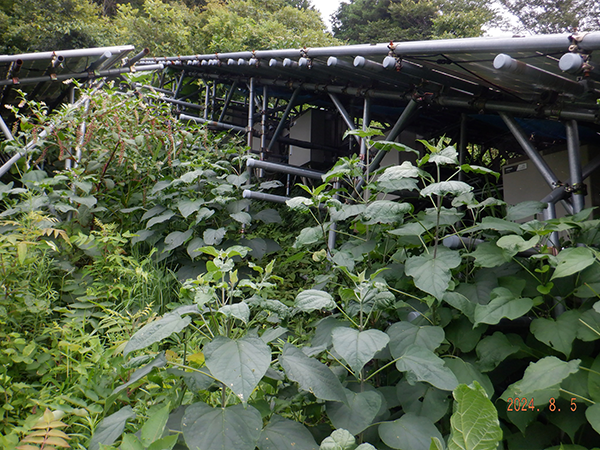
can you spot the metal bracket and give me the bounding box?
[565,182,588,195]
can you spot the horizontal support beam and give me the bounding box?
[247,159,324,179]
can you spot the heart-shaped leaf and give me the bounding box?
[327,390,382,435]
[204,335,270,403]
[182,403,261,450]
[387,322,444,358]
[379,413,444,450]
[279,343,347,404]
[395,345,459,391]
[331,328,389,374]
[405,247,461,300]
[258,415,318,450]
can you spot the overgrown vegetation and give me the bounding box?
[2,78,600,450]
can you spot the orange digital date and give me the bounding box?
[507,397,577,412]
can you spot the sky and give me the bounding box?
[311,0,343,30]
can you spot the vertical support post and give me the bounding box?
[217,81,238,124]
[211,82,217,121]
[328,93,361,146]
[565,119,585,214]
[499,112,573,215]
[543,203,560,247]
[458,113,467,182]
[267,87,301,152]
[247,78,255,150]
[361,97,371,161]
[173,70,186,97]
[260,86,268,177]
[328,180,340,253]
[203,80,210,120]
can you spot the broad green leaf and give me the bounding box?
[140,404,169,447]
[286,197,314,212]
[319,429,356,450]
[588,354,600,402]
[379,160,421,179]
[469,242,513,268]
[500,356,580,403]
[70,194,97,208]
[371,140,419,155]
[448,382,502,450]
[396,345,459,391]
[506,201,547,221]
[253,208,282,224]
[177,199,204,218]
[444,358,494,399]
[551,247,597,280]
[379,413,444,450]
[182,403,261,450]
[445,317,486,353]
[355,445,377,450]
[89,406,135,450]
[112,353,167,395]
[459,164,499,179]
[585,403,600,435]
[396,381,450,423]
[405,247,461,299]
[295,289,335,313]
[331,328,389,374]
[187,237,205,259]
[389,222,432,237]
[195,207,215,223]
[578,309,600,341]
[327,390,382,435]
[121,434,144,450]
[163,229,193,251]
[179,169,204,183]
[259,180,284,190]
[231,211,252,224]
[474,217,523,234]
[329,204,366,221]
[124,313,191,356]
[227,173,249,187]
[204,335,271,403]
[475,332,520,372]
[294,226,324,248]
[146,210,175,228]
[279,343,347,404]
[442,292,476,322]
[421,181,472,198]
[473,288,533,327]
[167,368,214,392]
[430,438,444,450]
[496,234,540,254]
[131,229,156,245]
[258,415,318,450]
[203,227,226,245]
[429,145,458,165]
[362,200,412,224]
[387,322,445,358]
[531,310,581,357]
[218,302,250,324]
[146,435,178,450]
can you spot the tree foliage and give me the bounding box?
[0,0,336,55]
[332,0,498,44]
[499,0,600,34]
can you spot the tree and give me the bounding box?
[332,0,497,44]
[197,0,338,53]
[499,0,600,34]
[1,0,110,53]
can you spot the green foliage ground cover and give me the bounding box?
[2,79,600,449]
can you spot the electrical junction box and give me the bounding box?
[502,144,600,218]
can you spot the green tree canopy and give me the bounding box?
[332,0,498,44]
[499,0,600,34]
